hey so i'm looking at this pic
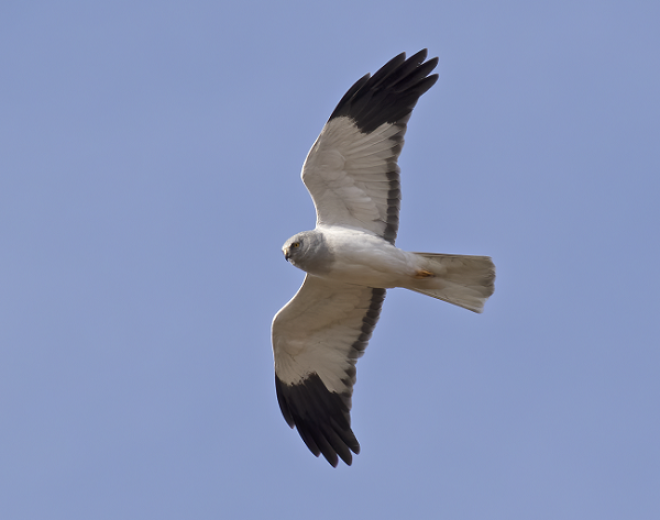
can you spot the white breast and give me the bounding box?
[319,227,417,288]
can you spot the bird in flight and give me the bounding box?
[272,49,495,467]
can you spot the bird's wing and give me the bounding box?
[301,49,438,244]
[272,275,386,466]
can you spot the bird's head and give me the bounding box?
[282,230,332,274]
[282,233,306,265]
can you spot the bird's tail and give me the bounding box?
[406,253,495,313]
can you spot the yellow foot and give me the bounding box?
[414,269,434,279]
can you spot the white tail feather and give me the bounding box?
[407,253,495,313]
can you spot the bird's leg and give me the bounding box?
[414,269,435,278]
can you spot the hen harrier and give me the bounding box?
[272,50,495,467]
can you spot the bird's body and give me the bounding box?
[284,227,416,287]
[272,50,495,467]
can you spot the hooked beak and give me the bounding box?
[283,248,290,261]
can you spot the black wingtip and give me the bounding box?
[275,373,359,467]
[328,50,439,133]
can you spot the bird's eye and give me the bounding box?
[292,242,300,248]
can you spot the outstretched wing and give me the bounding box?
[302,49,438,244]
[272,275,386,466]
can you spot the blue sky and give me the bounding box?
[1,1,659,518]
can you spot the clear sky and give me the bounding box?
[1,1,659,519]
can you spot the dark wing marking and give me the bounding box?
[329,49,439,133]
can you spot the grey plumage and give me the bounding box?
[272,50,495,467]
[282,231,335,276]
